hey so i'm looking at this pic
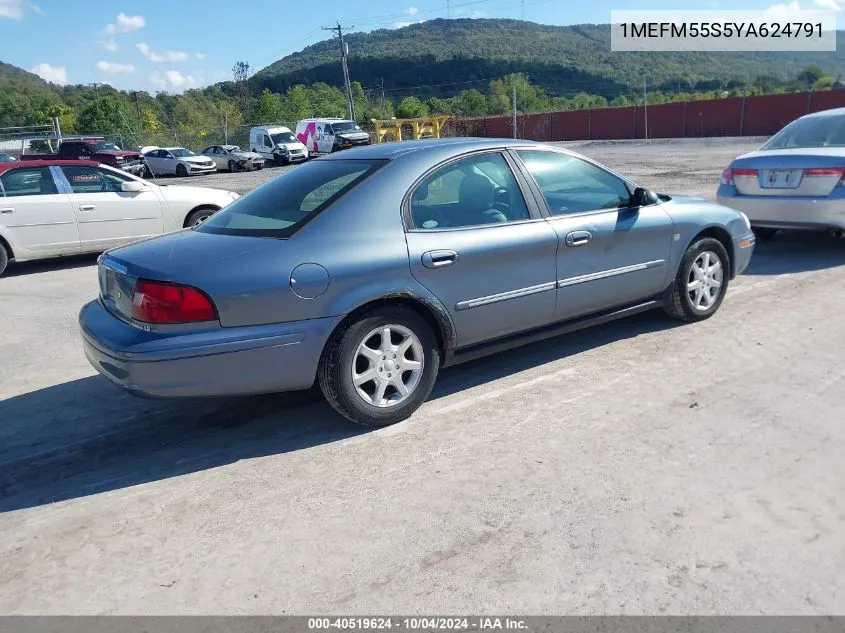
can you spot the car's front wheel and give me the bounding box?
[228,160,239,173]
[318,306,441,427]
[0,244,8,277]
[664,237,730,322]
[176,164,188,177]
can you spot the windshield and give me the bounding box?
[331,121,361,132]
[197,159,388,238]
[171,148,195,157]
[763,115,845,150]
[92,142,122,152]
[271,132,297,145]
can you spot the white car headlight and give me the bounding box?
[228,191,240,201]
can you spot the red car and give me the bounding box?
[24,140,145,175]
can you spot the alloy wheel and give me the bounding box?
[687,250,724,311]
[352,324,424,408]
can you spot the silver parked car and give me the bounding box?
[80,139,756,427]
[142,147,216,177]
[201,145,265,172]
[718,107,845,238]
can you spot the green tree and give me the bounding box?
[77,95,129,134]
[39,102,75,133]
[451,89,487,116]
[396,96,429,118]
[139,107,162,132]
[255,88,286,123]
[611,95,630,107]
[812,76,836,90]
[286,85,312,120]
[427,97,453,115]
[797,65,825,87]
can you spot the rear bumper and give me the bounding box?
[79,300,342,398]
[717,186,845,229]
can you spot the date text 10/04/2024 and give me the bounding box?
[307,618,529,630]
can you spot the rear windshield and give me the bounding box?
[197,159,388,238]
[764,115,845,150]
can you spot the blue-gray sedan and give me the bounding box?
[80,138,756,427]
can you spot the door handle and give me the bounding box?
[565,230,593,247]
[0,208,14,214]
[421,249,459,269]
[79,205,96,211]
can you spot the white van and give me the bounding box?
[294,118,371,155]
[249,125,308,166]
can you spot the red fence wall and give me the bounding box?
[462,89,845,142]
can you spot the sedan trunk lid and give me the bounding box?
[731,148,845,197]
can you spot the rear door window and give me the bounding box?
[197,159,388,238]
[0,166,59,197]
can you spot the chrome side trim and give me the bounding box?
[558,259,665,288]
[455,281,556,311]
[4,220,76,228]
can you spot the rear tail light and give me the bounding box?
[720,167,758,185]
[802,167,845,187]
[131,279,217,324]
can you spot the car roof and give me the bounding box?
[802,107,845,119]
[321,137,546,161]
[0,159,99,175]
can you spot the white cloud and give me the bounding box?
[763,0,803,19]
[407,6,419,15]
[196,52,206,60]
[97,61,136,75]
[104,12,145,34]
[471,9,487,18]
[394,21,412,28]
[27,2,43,15]
[137,42,189,63]
[149,70,201,92]
[0,0,23,19]
[100,37,119,52]
[29,63,68,85]
[815,0,843,10]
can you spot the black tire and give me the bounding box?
[185,208,216,227]
[752,227,778,241]
[0,243,8,277]
[664,237,731,322]
[273,153,286,167]
[318,306,441,427]
[143,165,154,178]
[176,164,188,177]
[228,160,239,173]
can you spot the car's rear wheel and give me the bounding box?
[664,237,730,322]
[185,208,216,227]
[318,306,440,427]
[228,160,239,173]
[0,244,8,277]
[752,227,778,241]
[176,164,188,177]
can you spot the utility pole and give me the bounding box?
[381,77,386,114]
[323,23,356,121]
[521,0,525,20]
[447,0,451,18]
[512,84,517,138]
[643,74,648,140]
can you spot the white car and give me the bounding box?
[142,146,217,177]
[0,160,239,276]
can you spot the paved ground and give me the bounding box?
[2,137,844,615]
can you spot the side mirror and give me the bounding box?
[631,187,658,207]
[121,181,145,193]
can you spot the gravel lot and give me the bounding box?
[2,137,844,615]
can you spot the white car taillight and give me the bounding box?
[721,167,758,185]
[803,167,845,187]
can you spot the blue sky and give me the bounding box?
[0,0,836,93]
